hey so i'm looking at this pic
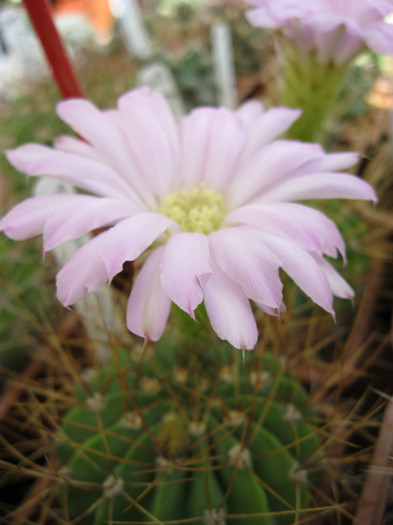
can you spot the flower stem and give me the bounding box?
[23,0,84,99]
[280,45,350,142]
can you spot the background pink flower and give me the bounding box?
[0,88,377,349]
[246,0,393,64]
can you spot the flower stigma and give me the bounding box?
[159,186,226,234]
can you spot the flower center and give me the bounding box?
[159,186,226,235]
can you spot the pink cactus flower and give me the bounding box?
[246,0,393,64]
[0,88,377,349]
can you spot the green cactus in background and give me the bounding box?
[55,328,323,524]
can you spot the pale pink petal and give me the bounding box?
[0,194,88,240]
[260,172,378,203]
[178,108,213,190]
[256,302,287,316]
[239,107,302,162]
[296,151,359,174]
[225,202,346,259]
[245,7,279,28]
[54,135,104,162]
[203,263,258,350]
[100,109,159,209]
[56,212,173,305]
[56,98,107,143]
[201,107,245,192]
[332,34,363,65]
[6,144,140,203]
[180,105,247,192]
[101,213,176,282]
[268,1,309,19]
[126,246,171,341]
[259,232,335,315]
[313,255,354,299]
[118,88,179,166]
[370,1,393,16]
[227,141,324,208]
[117,88,180,198]
[43,197,137,252]
[56,233,110,306]
[161,232,211,318]
[209,226,282,308]
[364,23,393,56]
[57,98,148,195]
[235,99,264,127]
[311,14,355,36]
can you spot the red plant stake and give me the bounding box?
[23,0,84,99]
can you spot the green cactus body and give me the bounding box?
[187,437,228,522]
[56,345,322,524]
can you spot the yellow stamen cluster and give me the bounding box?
[159,186,226,235]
